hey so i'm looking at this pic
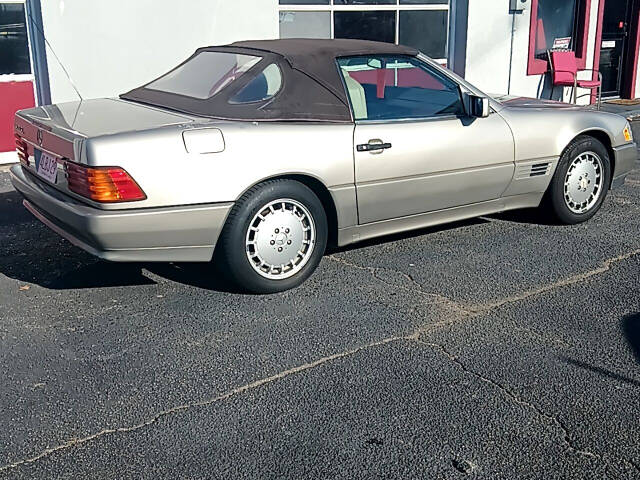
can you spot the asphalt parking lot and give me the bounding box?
[0,159,639,479]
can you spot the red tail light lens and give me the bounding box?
[65,162,146,202]
[15,135,29,166]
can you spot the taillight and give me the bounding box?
[15,135,29,166]
[65,162,146,202]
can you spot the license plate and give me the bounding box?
[36,151,58,183]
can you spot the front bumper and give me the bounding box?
[611,142,638,189]
[10,165,233,262]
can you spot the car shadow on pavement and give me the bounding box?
[487,207,560,225]
[558,314,640,387]
[1,190,242,292]
[622,313,640,365]
[0,252,156,290]
[145,220,489,292]
[559,355,640,388]
[1,190,155,290]
[331,218,489,253]
[0,189,562,293]
[0,190,34,227]
[144,263,239,293]
[2,187,490,292]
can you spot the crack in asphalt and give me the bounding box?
[2,250,639,473]
[327,255,470,316]
[469,249,640,314]
[330,249,640,319]
[329,249,640,474]
[414,340,599,454]
[414,338,640,478]
[328,249,640,343]
[0,335,405,473]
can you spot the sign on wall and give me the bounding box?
[552,37,572,50]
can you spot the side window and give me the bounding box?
[337,56,464,121]
[229,63,282,104]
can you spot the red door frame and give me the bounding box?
[0,0,37,154]
[592,0,640,102]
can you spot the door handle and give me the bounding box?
[357,141,392,152]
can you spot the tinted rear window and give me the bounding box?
[146,51,261,99]
[229,63,283,104]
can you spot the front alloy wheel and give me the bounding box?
[563,151,604,214]
[544,135,611,224]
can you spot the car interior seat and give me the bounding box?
[341,71,368,120]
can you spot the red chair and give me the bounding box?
[549,50,602,109]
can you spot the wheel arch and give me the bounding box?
[567,129,616,188]
[236,173,340,249]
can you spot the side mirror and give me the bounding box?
[468,95,490,118]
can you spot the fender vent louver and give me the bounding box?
[530,163,550,177]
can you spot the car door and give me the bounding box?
[338,55,515,224]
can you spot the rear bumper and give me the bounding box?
[611,142,638,189]
[10,165,233,262]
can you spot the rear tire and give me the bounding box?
[214,179,328,294]
[543,135,611,224]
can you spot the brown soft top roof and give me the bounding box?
[121,39,419,123]
[231,38,417,58]
[230,39,418,104]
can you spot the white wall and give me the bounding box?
[464,0,600,105]
[40,0,279,104]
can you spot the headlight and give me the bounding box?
[623,123,633,142]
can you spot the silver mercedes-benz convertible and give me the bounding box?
[10,39,637,293]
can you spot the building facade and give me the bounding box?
[1,0,639,161]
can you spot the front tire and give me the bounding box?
[543,135,611,224]
[214,179,328,293]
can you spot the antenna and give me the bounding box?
[25,10,83,101]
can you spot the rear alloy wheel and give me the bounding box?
[215,180,327,293]
[245,198,316,280]
[544,135,611,224]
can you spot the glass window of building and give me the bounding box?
[0,2,31,75]
[278,0,450,62]
[527,0,589,75]
[533,0,583,57]
[279,11,331,39]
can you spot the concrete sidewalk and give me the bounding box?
[598,100,640,121]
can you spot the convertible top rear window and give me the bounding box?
[146,52,261,99]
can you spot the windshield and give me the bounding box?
[146,51,262,99]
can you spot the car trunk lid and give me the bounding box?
[14,98,196,204]
[15,97,195,144]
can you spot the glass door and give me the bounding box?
[599,0,632,98]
